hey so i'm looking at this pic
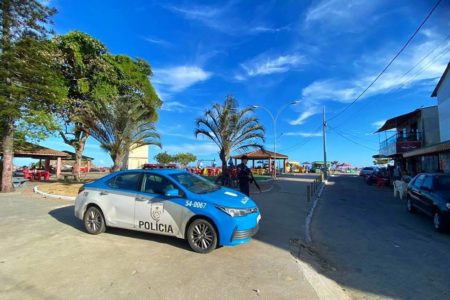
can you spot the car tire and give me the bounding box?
[433,210,448,233]
[187,219,218,254]
[84,206,106,235]
[406,197,416,214]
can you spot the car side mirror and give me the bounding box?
[165,189,179,197]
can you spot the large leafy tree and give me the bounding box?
[155,152,173,165]
[54,31,114,181]
[0,0,66,192]
[195,96,265,175]
[85,54,161,171]
[174,152,197,167]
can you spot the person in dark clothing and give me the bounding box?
[237,155,252,196]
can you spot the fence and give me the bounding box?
[306,173,325,202]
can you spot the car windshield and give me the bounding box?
[170,173,220,194]
[435,175,450,191]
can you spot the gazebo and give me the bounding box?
[1,142,70,178]
[232,149,289,174]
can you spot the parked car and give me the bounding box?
[406,173,450,232]
[74,169,261,253]
[359,166,379,176]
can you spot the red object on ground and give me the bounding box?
[375,177,389,188]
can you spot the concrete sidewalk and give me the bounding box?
[0,174,336,299]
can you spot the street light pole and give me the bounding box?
[323,107,328,179]
[254,101,300,179]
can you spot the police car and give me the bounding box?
[74,169,261,253]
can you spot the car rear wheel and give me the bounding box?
[433,211,447,233]
[406,197,416,214]
[187,219,218,254]
[84,206,106,235]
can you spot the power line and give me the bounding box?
[328,125,378,152]
[327,0,444,123]
[332,39,450,130]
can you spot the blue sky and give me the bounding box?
[17,0,450,167]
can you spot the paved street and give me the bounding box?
[0,175,330,300]
[312,174,450,299]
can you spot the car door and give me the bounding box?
[419,175,435,215]
[101,172,143,229]
[410,174,426,210]
[134,173,186,238]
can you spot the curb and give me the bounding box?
[33,186,76,201]
[305,182,325,243]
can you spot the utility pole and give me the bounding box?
[323,107,328,179]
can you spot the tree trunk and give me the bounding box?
[219,149,228,175]
[1,120,14,192]
[112,153,125,172]
[71,133,88,182]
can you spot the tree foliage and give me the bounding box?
[173,152,197,167]
[154,152,173,165]
[195,96,265,174]
[85,54,161,171]
[0,0,66,192]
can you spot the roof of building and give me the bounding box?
[402,140,450,158]
[61,151,94,161]
[0,142,71,159]
[375,105,437,133]
[231,149,288,159]
[431,62,450,97]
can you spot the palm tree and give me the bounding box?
[195,96,265,175]
[86,97,161,171]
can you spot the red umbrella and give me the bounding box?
[340,162,351,167]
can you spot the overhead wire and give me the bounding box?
[328,125,378,152]
[326,0,444,124]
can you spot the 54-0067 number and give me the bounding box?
[185,200,207,209]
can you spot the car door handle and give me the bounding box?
[135,196,147,202]
[99,191,108,196]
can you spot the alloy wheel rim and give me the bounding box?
[87,209,102,232]
[192,223,214,249]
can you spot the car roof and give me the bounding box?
[114,169,187,175]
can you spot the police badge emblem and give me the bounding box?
[151,203,164,221]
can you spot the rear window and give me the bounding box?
[107,173,142,191]
[435,175,450,191]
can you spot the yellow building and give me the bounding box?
[124,145,149,170]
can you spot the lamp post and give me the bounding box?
[253,101,300,179]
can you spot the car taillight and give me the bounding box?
[78,186,85,194]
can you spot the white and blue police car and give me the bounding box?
[74,169,261,253]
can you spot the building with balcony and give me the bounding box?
[376,106,440,158]
[403,63,450,174]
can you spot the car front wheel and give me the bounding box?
[187,219,218,254]
[84,206,106,235]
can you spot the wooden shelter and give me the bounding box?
[1,142,70,178]
[232,149,289,173]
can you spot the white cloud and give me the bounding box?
[153,66,212,97]
[304,0,381,34]
[160,101,203,113]
[143,37,171,47]
[249,25,290,34]
[372,120,386,129]
[238,54,306,80]
[284,131,322,137]
[162,142,218,156]
[289,33,450,125]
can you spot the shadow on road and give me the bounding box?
[48,205,191,251]
[309,174,450,299]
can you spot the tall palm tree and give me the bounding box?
[86,97,161,171]
[195,96,265,175]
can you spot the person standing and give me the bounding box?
[237,155,252,196]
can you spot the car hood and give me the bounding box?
[200,187,256,208]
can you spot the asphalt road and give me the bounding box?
[312,174,450,299]
[0,175,327,300]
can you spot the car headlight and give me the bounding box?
[216,206,257,217]
[446,203,450,210]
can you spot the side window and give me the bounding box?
[107,173,142,191]
[142,174,178,195]
[413,175,425,188]
[422,176,433,190]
